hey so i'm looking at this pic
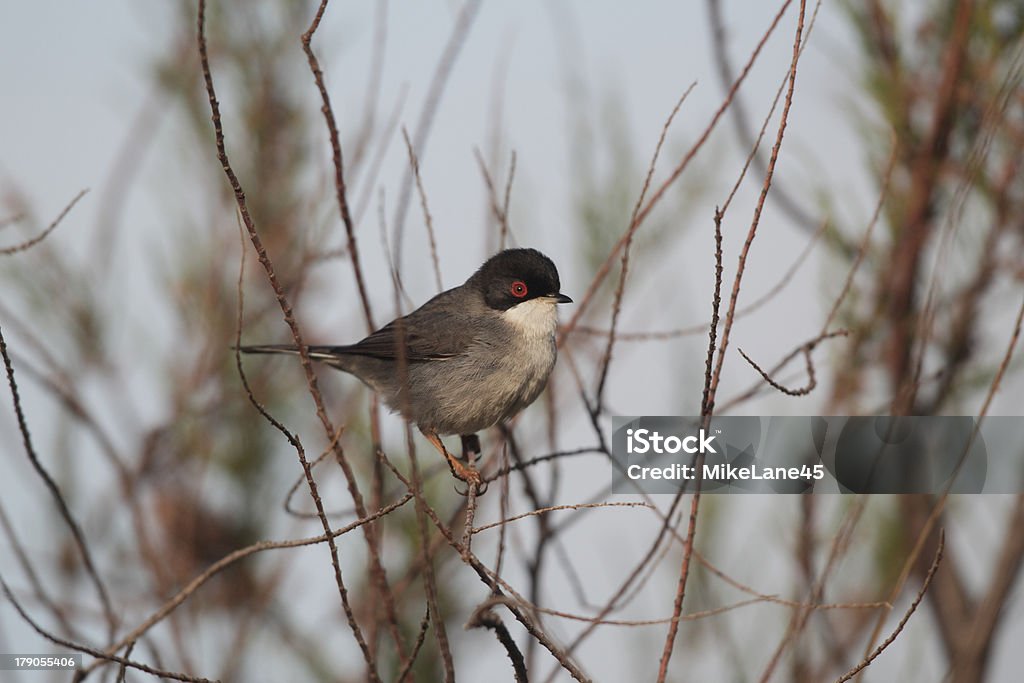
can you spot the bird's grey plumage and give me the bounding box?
[240,248,570,437]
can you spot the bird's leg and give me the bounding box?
[460,433,481,463]
[420,428,485,495]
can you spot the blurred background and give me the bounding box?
[1,1,1023,681]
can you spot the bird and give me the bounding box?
[240,248,572,493]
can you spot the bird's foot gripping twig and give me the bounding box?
[422,429,487,495]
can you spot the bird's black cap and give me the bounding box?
[473,248,572,311]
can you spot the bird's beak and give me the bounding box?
[550,293,573,304]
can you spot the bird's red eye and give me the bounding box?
[510,281,528,298]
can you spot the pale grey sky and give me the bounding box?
[2,2,1021,681]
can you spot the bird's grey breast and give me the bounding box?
[410,300,558,435]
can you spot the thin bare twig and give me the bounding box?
[704,0,806,418]
[0,189,87,255]
[467,598,529,683]
[737,329,849,397]
[301,0,375,331]
[835,532,945,682]
[86,493,413,677]
[378,452,591,682]
[0,575,210,683]
[475,148,518,248]
[660,4,808,680]
[0,323,118,637]
[472,502,652,535]
[824,133,898,331]
[501,152,516,248]
[574,216,826,345]
[559,0,796,345]
[0,501,77,638]
[402,127,444,292]
[596,83,696,406]
[483,446,600,482]
[392,291,450,681]
[394,608,432,683]
[708,0,819,233]
[197,3,380,679]
[392,0,482,271]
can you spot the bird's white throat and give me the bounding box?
[502,298,559,338]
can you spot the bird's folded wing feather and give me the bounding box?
[330,295,478,361]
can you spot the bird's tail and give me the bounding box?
[237,344,343,364]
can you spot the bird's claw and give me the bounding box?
[454,476,488,497]
[423,430,487,495]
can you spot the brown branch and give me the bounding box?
[0,189,87,255]
[704,0,806,418]
[377,451,591,682]
[300,0,375,331]
[115,642,134,683]
[392,0,482,270]
[701,208,725,415]
[596,83,695,406]
[598,84,700,409]
[499,425,562,670]
[964,495,1024,672]
[655,481,704,682]
[884,0,975,413]
[0,323,118,638]
[404,427,456,682]
[558,0,795,345]
[530,596,887,628]
[483,446,601,482]
[723,329,848,410]
[715,0,828,227]
[835,531,945,682]
[492,440,512,597]
[654,204,726,681]
[823,133,898,331]
[394,608,432,683]
[467,598,529,683]
[475,147,518,248]
[758,495,867,682]
[736,329,849,399]
[659,5,808,679]
[554,489,686,675]
[0,500,78,638]
[739,345,816,396]
[84,493,413,679]
[902,51,1022,417]
[501,151,516,248]
[573,216,825,346]
[976,276,1024,420]
[707,0,820,232]
[402,127,444,292]
[196,3,381,679]
[856,290,1024,676]
[282,447,340,519]
[0,575,211,683]
[472,502,652,535]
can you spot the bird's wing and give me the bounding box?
[328,291,479,361]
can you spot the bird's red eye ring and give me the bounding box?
[510,281,528,298]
